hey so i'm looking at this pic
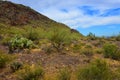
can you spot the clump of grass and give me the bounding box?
[1,36,11,46]
[112,68,120,80]
[103,43,120,60]
[81,45,93,57]
[0,54,9,68]
[116,35,120,41]
[81,48,93,57]
[77,59,111,80]
[10,61,23,72]
[72,44,82,53]
[58,68,71,80]
[18,65,44,80]
[0,51,11,68]
[25,27,40,41]
[94,48,103,54]
[42,45,54,54]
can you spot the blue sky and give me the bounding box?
[10,0,120,36]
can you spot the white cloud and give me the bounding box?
[40,7,120,29]
[65,16,120,28]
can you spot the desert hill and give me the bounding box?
[0,1,120,80]
[0,1,74,29]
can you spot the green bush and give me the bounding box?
[9,35,34,53]
[18,65,44,80]
[58,68,71,80]
[49,28,70,52]
[77,59,111,80]
[10,61,23,72]
[25,27,40,41]
[103,43,120,60]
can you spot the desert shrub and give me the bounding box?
[0,51,10,68]
[116,33,120,41]
[92,41,102,47]
[25,27,40,41]
[81,45,93,57]
[72,44,82,53]
[9,35,34,53]
[43,45,53,54]
[70,32,82,41]
[103,43,120,60]
[77,59,111,80]
[87,32,96,40]
[94,48,103,54]
[49,28,71,52]
[0,55,8,68]
[18,65,44,80]
[1,37,11,46]
[112,67,120,80]
[58,68,71,80]
[84,45,92,49]
[10,61,23,72]
[81,48,93,57]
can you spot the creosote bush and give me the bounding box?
[103,43,120,60]
[77,59,111,80]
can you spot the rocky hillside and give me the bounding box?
[0,1,70,29]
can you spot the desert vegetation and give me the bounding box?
[0,1,120,80]
[1,24,120,80]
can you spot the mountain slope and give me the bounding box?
[0,1,82,46]
[0,1,70,29]
[0,1,53,26]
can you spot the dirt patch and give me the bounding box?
[16,51,89,73]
